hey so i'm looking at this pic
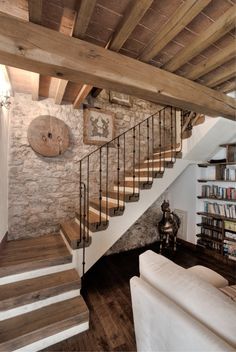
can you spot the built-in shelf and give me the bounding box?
[197,212,236,223]
[197,196,236,202]
[198,179,236,183]
[197,222,222,233]
[224,237,236,243]
[196,234,222,244]
[198,162,236,168]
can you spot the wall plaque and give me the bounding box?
[28,115,70,157]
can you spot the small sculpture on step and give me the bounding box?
[158,200,180,253]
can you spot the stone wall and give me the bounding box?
[8,91,165,239]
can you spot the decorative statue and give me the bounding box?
[158,200,180,253]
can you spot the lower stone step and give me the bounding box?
[0,269,81,319]
[0,296,89,352]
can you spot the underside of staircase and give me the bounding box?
[0,107,214,351]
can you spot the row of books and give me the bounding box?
[197,238,221,252]
[201,185,236,200]
[223,240,236,259]
[200,228,223,241]
[224,220,236,232]
[202,217,222,229]
[204,202,236,219]
[225,231,236,241]
[223,168,236,181]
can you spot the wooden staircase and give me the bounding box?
[0,234,89,351]
[0,106,205,351]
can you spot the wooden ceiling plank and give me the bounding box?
[73,0,97,39]
[0,13,235,119]
[218,80,236,94]
[73,0,153,106]
[185,42,236,80]
[73,84,93,108]
[163,5,236,72]
[28,0,42,101]
[54,7,77,105]
[31,72,39,100]
[204,64,236,88]
[28,0,42,24]
[109,0,153,51]
[139,0,211,63]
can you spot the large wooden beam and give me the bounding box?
[138,0,210,63]
[0,13,235,119]
[163,5,236,72]
[73,0,97,39]
[203,63,236,88]
[184,42,236,80]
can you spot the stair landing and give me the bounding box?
[0,234,72,278]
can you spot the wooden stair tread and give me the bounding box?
[76,209,107,224]
[0,296,89,351]
[60,220,92,249]
[0,234,72,278]
[90,198,124,210]
[0,269,81,311]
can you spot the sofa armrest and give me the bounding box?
[187,265,228,288]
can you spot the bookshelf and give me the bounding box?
[196,143,236,263]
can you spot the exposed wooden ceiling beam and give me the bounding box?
[31,72,39,100]
[203,63,236,88]
[217,80,236,94]
[109,0,153,51]
[184,42,236,80]
[73,84,93,108]
[79,0,154,104]
[28,0,42,24]
[163,5,236,72]
[0,13,235,119]
[138,0,211,63]
[54,7,77,105]
[0,0,28,20]
[28,0,42,101]
[73,0,97,39]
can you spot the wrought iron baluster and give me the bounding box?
[132,127,136,195]
[159,112,162,173]
[99,148,102,225]
[147,119,150,182]
[170,106,173,161]
[123,134,126,203]
[117,136,120,210]
[151,115,154,176]
[79,161,82,244]
[82,182,86,276]
[87,156,89,233]
[138,124,141,187]
[106,144,109,223]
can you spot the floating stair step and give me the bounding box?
[0,234,72,279]
[113,185,139,193]
[152,150,182,159]
[104,190,139,203]
[126,170,164,178]
[0,297,89,352]
[75,209,108,232]
[115,180,153,190]
[137,160,174,169]
[90,198,125,217]
[60,220,92,250]
[0,269,81,313]
[182,129,192,139]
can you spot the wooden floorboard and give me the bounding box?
[42,242,236,352]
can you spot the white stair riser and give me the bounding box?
[0,289,80,321]
[0,262,75,286]
[14,322,89,352]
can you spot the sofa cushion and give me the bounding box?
[220,285,236,302]
[139,250,236,348]
[187,265,228,288]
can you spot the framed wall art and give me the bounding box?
[83,107,115,145]
[109,91,132,107]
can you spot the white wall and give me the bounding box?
[0,107,9,241]
[167,164,197,244]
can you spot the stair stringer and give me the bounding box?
[75,159,190,275]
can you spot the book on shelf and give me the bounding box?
[224,220,236,232]
[203,201,236,219]
[225,231,236,240]
[201,185,236,200]
[202,217,222,229]
[224,168,236,181]
[223,240,236,259]
[197,238,221,252]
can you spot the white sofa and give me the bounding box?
[130,250,236,352]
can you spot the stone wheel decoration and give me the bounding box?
[27,115,70,157]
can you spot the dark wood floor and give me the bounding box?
[43,242,236,352]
